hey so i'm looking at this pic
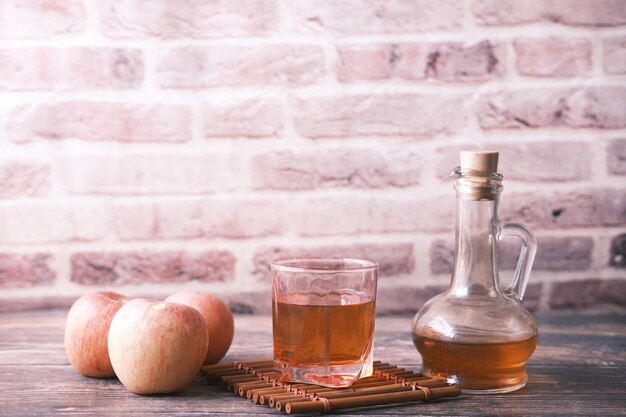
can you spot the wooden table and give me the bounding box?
[1,310,624,416]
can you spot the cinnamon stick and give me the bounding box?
[207,359,382,374]
[378,366,407,373]
[275,396,315,411]
[283,385,461,414]
[247,365,277,374]
[299,378,390,396]
[235,359,275,369]
[373,362,390,368]
[401,374,445,382]
[401,378,450,388]
[236,381,272,396]
[255,369,280,376]
[208,368,247,377]
[295,376,387,395]
[221,374,259,383]
[267,392,305,408]
[374,365,400,373]
[388,371,419,383]
[353,376,387,384]
[260,389,294,406]
[246,385,281,400]
[285,383,313,393]
[200,362,236,374]
[314,383,412,399]
[252,388,286,404]
[226,376,259,392]
[276,383,414,410]
[387,370,415,377]
[375,367,417,379]
[262,373,281,383]
[306,380,394,398]
[211,368,242,375]
[211,365,276,383]
[396,375,431,384]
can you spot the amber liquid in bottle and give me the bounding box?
[413,334,538,391]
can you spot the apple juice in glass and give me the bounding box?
[271,258,378,388]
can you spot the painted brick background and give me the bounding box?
[1,0,625,315]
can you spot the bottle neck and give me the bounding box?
[450,191,501,297]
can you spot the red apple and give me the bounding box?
[165,291,234,365]
[108,299,208,394]
[64,291,130,377]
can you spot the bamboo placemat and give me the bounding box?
[201,359,461,414]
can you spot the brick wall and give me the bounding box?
[1,0,625,315]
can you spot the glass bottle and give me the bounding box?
[412,151,538,394]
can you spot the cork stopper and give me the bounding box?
[460,151,499,174]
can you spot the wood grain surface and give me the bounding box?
[0,311,624,416]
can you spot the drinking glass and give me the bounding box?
[271,258,378,388]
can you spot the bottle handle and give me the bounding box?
[498,223,537,301]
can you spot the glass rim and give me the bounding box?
[271,257,379,273]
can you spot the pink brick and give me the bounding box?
[425,41,505,82]
[478,88,626,129]
[608,139,626,175]
[112,201,205,241]
[515,38,592,77]
[99,0,279,38]
[473,0,626,27]
[202,98,284,138]
[337,43,429,82]
[610,233,626,267]
[0,48,143,91]
[0,160,50,197]
[378,283,541,312]
[337,41,504,83]
[379,284,544,314]
[566,88,626,128]
[211,199,286,239]
[506,236,593,271]
[113,199,285,240]
[375,284,548,314]
[156,201,205,239]
[71,251,235,285]
[112,203,158,241]
[253,243,415,278]
[295,195,455,236]
[429,241,455,275]
[0,202,106,243]
[8,102,191,142]
[431,236,593,274]
[293,94,465,138]
[0,0,85,38]
[518,283,543,312]
[437,141,592,182]
[252,151,316,190]
[603,36,626,74]
[156,45,325,88]
[501,188,626,229]
[0,254,55,287]
[291,0,462,34]
[550,279,626,309]
[252,149,421,190]
[61,155,235,195]
[376,286,446,315]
